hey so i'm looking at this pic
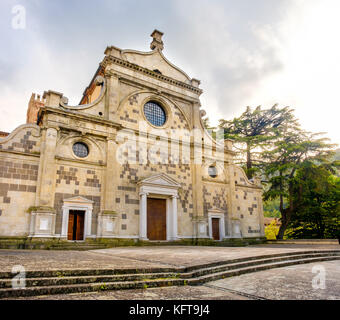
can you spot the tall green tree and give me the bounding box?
[219,105,297,179]
[262,127,337,239]
[286,162,340,239]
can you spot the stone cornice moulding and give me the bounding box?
[198,109,235,154]
[102,55,202,95]
[108,70,201,105]
[120,48,192,82]
[41,106,122,130]
[234,165,262,189]
[0,149,40,158]
[0,124,41,145]
[55,155,106,167]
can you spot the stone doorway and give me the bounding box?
[138,173,181,241]
[67,210,85,241]
[208,209,226,241]
[147,198,167,240]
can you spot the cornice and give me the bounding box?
[235,183,262,190]
[41,106,122,130]
[115,74,201,105]
[102,56,203,96]
[55,156,106,167]
[0,149,40,158]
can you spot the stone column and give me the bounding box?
[139,192,148,240]
[171,195,178,240]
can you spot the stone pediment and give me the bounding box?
[138,173,181,189]
[208,208,225,214]
[63,196,94,204]
[121,49,191,84]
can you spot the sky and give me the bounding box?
[0,0,339,145]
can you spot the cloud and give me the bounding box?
[0,0,339,144]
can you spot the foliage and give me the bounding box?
[218,104,339,240]
[286,163,340,239]
[265,220,280,240]
[219,105,297,178]
[262,124,338,239]
[263,199,282,218]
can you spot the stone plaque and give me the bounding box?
[39,218,49,231]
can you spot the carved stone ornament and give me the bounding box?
[59,75,106,110]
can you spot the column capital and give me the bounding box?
[106,134,117,142]
[171,195,179,199]
[139,191,149,197]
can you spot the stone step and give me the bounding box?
[2,252,338,289]
[1,251,339,298]
[1,249,337,280]
[0,272,179,289]
[181,252,340,278]
[182,249,340,272]
[187,255,340,285]
[1,254,339,299]
[0,278,187,298]
[0,266,178,280]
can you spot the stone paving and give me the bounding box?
[207,260,340,300]
[1,244,338,272]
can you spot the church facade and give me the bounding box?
[0,30,265,242]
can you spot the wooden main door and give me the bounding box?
[212,218,220,240]
[67,210,85,241]
[147,198,166,240]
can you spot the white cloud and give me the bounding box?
[0,0,339,145]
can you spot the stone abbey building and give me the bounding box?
[0,30,265,242]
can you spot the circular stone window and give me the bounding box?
[208,166,218,178]
[73,142,89,158]
[143,101,167,127]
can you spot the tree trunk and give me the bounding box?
[277,180,294,240]
[246,144,252,179]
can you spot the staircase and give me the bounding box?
[1,250,339,298]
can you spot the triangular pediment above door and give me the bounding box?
[137,173,181,189]
[63,196,94,204]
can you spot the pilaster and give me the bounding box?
[139,192,148,240]
[106,73,120,122]
[35,126,58,208]
[102,135,118,212]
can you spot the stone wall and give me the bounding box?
[0,125,41,236]
[233,166,263,237]
[53,164,102,235]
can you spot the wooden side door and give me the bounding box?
[67,212,75,240]
[76,212,85,240]
[147,198,166,240]
[212,218,220,240]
